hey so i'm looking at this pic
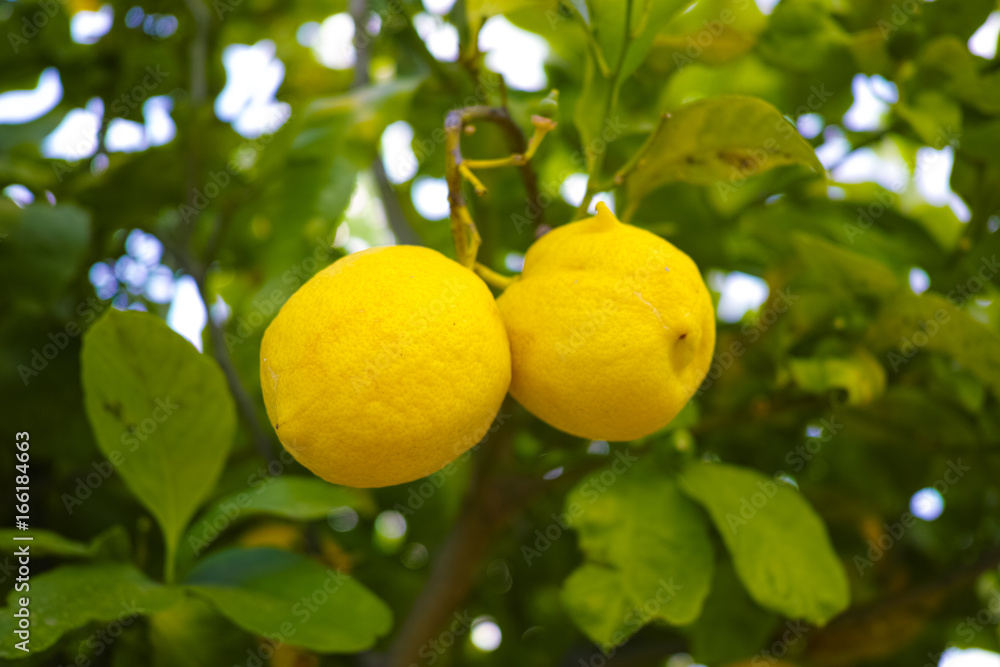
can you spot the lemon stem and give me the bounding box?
[443,103,557,269]
[474,262,519,290]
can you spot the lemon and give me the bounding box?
[497,203,715,441]
[260,245,511,488]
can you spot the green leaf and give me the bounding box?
[788,348,887,405]
[178,477,373,566]
[679,463,849,625]
[561,469,714,648]
[757,0,850,72]
[184,547,392,653]
[0,525,130,560]
[867,291,1000,397]
[0,563,181,658]
[0,202,91,308]
[792,233,900,297]
[686,561,778,665]
[623,96,824,205]
[573,0,695,156]
[80,310,236,579]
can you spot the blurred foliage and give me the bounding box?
[2,0,1000,665]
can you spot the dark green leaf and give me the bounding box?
[184,548,392,653]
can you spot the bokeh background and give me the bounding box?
[2,0,1000,665]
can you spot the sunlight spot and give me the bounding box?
[71,5,113,44]
[940,649,1000,667]
[166,275,207,352]
[543,467,564,480]
[504,252,525,272]
[843,74,892,132]
[589,191,615,215]
[479,16,549,91]
[831,147,908,190]
[423,0,457,14]
[42,97,103,161]
[105,118,147,152]
[709,271,769,323]
[0,68,62,124]
[909,267,930,295]
[380,121,418,184]
[216,40,291,137]
[754,0,780,15]
[969,12,1000,59]
[145,96,176,146]
[3,185,34,207]
[588,440,610,455]
[560,173,588,207]
[375,510,407,539]
[911,487,944,521]
[470,618,502,651]
[311,13,356,69]
[413,12,459,62]
[328,506,360,532]
[815,126,852,169]
[796,113,824,139]
[915,146,971,222]
[412,177,450,220]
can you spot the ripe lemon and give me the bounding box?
[497,203,715,441]
[260,245,511,488]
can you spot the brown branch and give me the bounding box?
[384,420,539,666]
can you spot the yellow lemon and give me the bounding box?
[497,203,715,441]
[260,245,510,488]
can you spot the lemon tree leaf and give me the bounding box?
[81,310,236,574]
[686,561,778,665]
[623,96,824,204]
[178,477,373,566]
[788,349,887,405]
[561,469,714,648]
[0,563,181,658]
[866,291,1000,397]
[792,233,900,297]
[679,462,849,625]
[0,525,129,559]
[184,547,393,653]
[0,202,91,307]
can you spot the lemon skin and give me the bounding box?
[497,204,715,441]
[260,245,511,488]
